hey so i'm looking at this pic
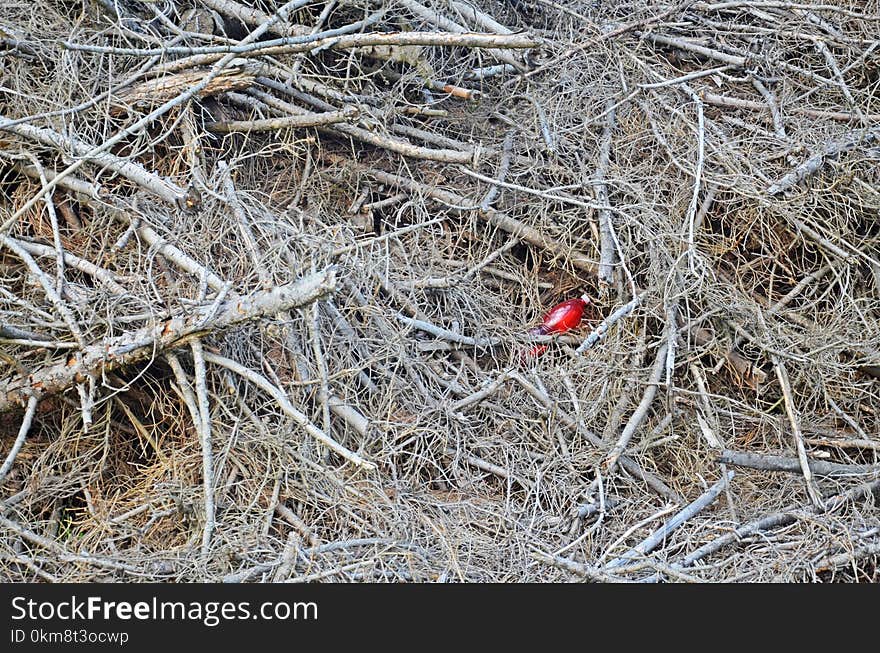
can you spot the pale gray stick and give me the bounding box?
[815,541,880,574]
[167,354,211,557]
[201,352,375,469]
[7,236,129,296]
[190,340,215,558]
[576,294,643,354]
[0,236,86,347]
[683,86,705,272]
[206,107,356,132]
[605,470,735,570]
[768,128,879,195]
[0,395,39,483]
[605,342,670,472]
[396,314,501,348]
[218,160,271,287]
[718,450,878,477]
[0,268,336,411]
[595,96,617,286]
[24,155,65,295]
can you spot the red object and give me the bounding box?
[522,298,589,361]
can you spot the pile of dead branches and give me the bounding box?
[1,0,878,582]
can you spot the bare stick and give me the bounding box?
[308,302,332,445]
[0,236,86,347]
[815,541,880,574]
[9,162,228,292]
[606,470,735,569]
[531,549,629,582]
[63,31,539,59]
[333,155,598,275]
[0,120,186,206]
[605,342,669,473]
[445,447,526,487]
[451,372,512,412]
[643,32,749,67]
[113,63,259,116]
[0,515,144,575]
[804,437,880,452]
[217,161,271,287]
[395,0,525,70]
[674,474,880,571]
[396,314,501,348]
[206,107,357,133]
[772,354,825,509]
[595,96,617,287]
[684,88,705,272]
[718,450,878,477]
[0,395,39,484]
[751,77,787,139]
[6,236,129,296]
[0,268,337,411]
[190,340,215,557]
[768,128,879,195]
[700,92,880,123]
[200,0,310,37]
[248,88,474,164]
[23,155,65,295]
[201,352,375,470]
[166,352,212,556]
[576,293,643,354]
[825,396,872,442]
[480,131,515,211]
[275,503,319,548]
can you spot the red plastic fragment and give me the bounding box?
[521,297,589,361]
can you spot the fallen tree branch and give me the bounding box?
[595,95,617,287]
[0,268,337,411]
[718,449,879,477]
[767,127,879,195]
[10,163,228,291]
[201,352,375,470]
[576,293,643,354]
[111,62,260,116]
[669,473,880,573]
[0,118,187,206]
[604,341,670,473]
[190,340,216,558]
[62,30,539,59]
[605,470,735,570]
[396,314,501,348]
[331,155,598,275]
[206,106,358,133]
[0,395,39,484]
[814,540,880,575]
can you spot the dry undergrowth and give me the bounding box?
[0,0,878,582]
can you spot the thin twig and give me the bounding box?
[0,395,39,484]
[201,352,375,470]
[605,470,735,570]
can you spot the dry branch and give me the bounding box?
[206,106,358,133]
[605,470,734,570]
[0,118,187,206]
[201,352,374,470]
[333,156,598,275]
[111,63,259,116]
[718,450,879,477]
[768,128,880,195]
[0,268,337,411]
